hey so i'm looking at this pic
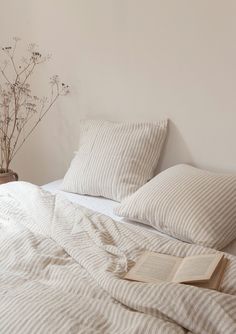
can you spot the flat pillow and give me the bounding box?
[114,164,236,249]
[62,119,168,202]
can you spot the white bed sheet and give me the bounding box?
[42,180,171,237]
[42,180,236,256]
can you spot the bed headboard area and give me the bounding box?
[7,1,236,183]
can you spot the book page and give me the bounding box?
[125,252,182,284]
[189,258,228,290]
[173,253,223,283]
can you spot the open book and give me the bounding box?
[125,251,228,290]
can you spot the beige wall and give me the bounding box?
[1,0,236,185]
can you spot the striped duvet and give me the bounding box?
[0,182,236,334]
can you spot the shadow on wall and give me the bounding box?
[157,120,193,173]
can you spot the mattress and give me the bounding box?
[43,180,236,256]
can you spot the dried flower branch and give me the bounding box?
[0,38,69,173]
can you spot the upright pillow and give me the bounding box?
[114,164,236,249]
[62,119,168,202]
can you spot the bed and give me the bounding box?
[1,120,236,333]
[0,180,236,334]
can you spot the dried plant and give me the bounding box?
[0,37,69,173]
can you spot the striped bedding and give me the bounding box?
[114,164,236,249]
[62,119,168,201]
[0,182,236,334]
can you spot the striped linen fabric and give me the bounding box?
[62,119,168,201]
[1,182,236,334]
[114,164,236,249]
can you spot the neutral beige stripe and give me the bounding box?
[62,119,168,201]
[0,182,236,333]
[115,164,236,249]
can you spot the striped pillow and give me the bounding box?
[114,164,236,249]
[62,119,168,202]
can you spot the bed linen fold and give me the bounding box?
[0,182,236,334]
